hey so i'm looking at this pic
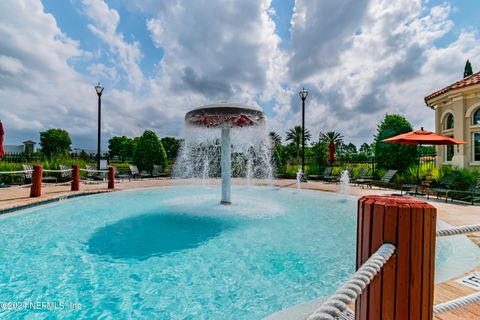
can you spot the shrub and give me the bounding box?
[373,114,417,172]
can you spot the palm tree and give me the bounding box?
[319,131,344,163]
[286,126,311,160]
[269,131,282,147]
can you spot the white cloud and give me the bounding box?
[81,0,144,90]
[284,0,477,145]
[0,0,93,144]
[2,0,480,150]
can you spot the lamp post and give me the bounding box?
[299,88,308,176]
[95,82,104,170]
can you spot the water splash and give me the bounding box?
[340,170,350,199]
[173,124,274,187]
[296,169,303,190]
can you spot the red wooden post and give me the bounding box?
[30,165,43,197]
[355,196,437,320]
[108,166,115,189]
[71,164,80,191]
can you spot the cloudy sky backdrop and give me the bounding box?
[0,0,479,149]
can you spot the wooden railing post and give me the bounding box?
[71,164,80,191]
[30,165,43,197]
[108,166,115,189]
[356,196,437,320]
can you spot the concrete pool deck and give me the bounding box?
[0,178,479,318]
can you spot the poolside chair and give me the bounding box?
[152,165,169,179]
[367,170,398,189]
[129,165,150,179]
[447,176,480,205]
[59,164,72,182]
[430,173,458,202]
[352,168,370,185]
[114,166,131,182]
[316,167,337,182]
[85,164,105,181]
[401,174,433,197]
[22,164,57,184]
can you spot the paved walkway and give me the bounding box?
[1,178,480,318]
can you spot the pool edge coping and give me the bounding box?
[0,190,114,215]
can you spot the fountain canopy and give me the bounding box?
[185,102,265,128]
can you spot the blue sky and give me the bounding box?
[1,0,479,149]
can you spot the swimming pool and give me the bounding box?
[0,186,478,319]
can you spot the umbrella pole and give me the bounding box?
[415,145,420,195]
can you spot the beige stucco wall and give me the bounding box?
[428,84,480,169]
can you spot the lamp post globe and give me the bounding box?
[95,82,104,170]
[299,88,308,178]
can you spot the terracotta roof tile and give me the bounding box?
[424,71,480,103]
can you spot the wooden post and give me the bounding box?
[30,165,43,197]
[356,196,436,320]
[71,164,80,191]
[108,166,115,189]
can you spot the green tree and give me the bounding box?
[39,128,72,158]
[160,137,181,164]
[319,131,344,162]
[373,114,417,171]
[311,141,328,171]
[269,132,282,147]
[134,130,167,172]
[464,60,473,78]
[345,143,357,155]
[319,131,344,146]
[108,136,130,159]
[359,143,372,155]
[78,150,90,161]
[286,126,311,160]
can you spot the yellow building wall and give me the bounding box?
[430,85,480,169]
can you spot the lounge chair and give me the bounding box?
[314,167,337,182]
[85,164,105,181]
[430,173,458,202]
[352,168,370,185]
[129,165,150,179]
[152,165,169,178]
[367,170,398,189]
[401,174,433,197]
[59,164,72,182]
[114,166,131,182]
[446,176,480,204]
[323,167,339,183]
[22,164,57,184]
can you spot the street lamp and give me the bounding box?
[95,82,104,170]
[299,88,308,176]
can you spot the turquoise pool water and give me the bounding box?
[0,186,479,319]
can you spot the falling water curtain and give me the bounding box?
[0,121,5,157]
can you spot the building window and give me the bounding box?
[473,109,480,125]
[473,132,480,162]
[445,113,454,130]
[445,143,454,162]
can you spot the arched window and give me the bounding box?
[473,109,480,125]
[445,113,454,130]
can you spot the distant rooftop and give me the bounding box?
[425,71,480,103]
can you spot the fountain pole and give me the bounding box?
[220,126,231,205]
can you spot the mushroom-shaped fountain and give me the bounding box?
[185,102,265,205]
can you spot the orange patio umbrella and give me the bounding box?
[0,121,4,157]
[382,127,466,194]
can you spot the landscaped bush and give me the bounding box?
[394,164,440,186]
[438,167,480,190]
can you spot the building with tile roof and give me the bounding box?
[425,71,480,168]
